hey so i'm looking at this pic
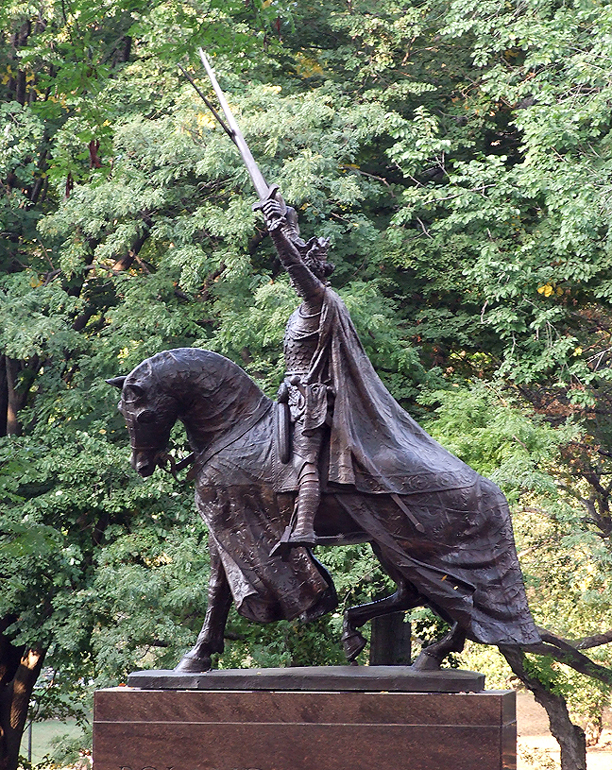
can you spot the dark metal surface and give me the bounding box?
[126,666,485,692]
[111,342,540,671]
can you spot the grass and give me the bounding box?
[20,720,83,765]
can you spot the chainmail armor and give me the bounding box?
[283,305,321,376]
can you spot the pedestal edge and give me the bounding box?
[126,665,485,692]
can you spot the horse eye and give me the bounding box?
[137,409,156,424]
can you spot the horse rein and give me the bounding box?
[155,450,196,481]
[130,442,196,483]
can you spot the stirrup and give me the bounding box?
[287,533,317,547]
[269,525,317,557]
[269,525,294,557]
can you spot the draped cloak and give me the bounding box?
[277,288,478,495]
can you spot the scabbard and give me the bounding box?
[276,401,291,465]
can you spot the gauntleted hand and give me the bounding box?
[262,194,287,231]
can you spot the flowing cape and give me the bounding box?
[277,288,478,494]
[325,289,480,491]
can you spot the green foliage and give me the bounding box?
[421,381,577,498]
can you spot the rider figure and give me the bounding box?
[263,195,334,547]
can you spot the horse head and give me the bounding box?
[107,367,179,477]
[107,348,270,478]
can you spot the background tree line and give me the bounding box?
[1,1,612,768]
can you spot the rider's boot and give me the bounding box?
[288,463,320,546]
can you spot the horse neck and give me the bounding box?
[173,359,268,454]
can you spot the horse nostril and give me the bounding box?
[132,454,155,477]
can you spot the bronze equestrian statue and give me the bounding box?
[107,187,542,670]
[106,53,542,672]
[108,334,541,672]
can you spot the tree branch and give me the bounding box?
[539,626,612,652]
[111,216,153,273]
[197,263,227,302]
[527,630,612,687]
[501,645,587,770]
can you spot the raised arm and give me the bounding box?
[262,197,326,301]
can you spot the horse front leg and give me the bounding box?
[342,579,421,663]
[175,541,233,673]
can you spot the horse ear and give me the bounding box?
[106,376,126,389]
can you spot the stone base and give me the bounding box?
[127,665,485,692]
[94,673,516,770]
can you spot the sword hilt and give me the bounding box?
[253,185,288,232]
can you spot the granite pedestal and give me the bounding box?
[93,667,516,770]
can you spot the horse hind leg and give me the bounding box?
[411,622,467,671]
[175,541,232,673]
[342,578,421,663]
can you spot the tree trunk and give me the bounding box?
[0,620,46,770]
[0,357,7,437]
[501,646,587,770]
[8,21,31,106]
[5,358,25,437]
[369,613,411,665]
[5,356,40,437]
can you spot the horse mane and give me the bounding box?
[126,348,266,408]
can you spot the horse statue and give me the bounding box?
[108,346,541,672]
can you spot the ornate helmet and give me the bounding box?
[284,207,335,281]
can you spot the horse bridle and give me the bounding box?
[155,449,196,481]
[130,444,196,482]
[158,450,196,479]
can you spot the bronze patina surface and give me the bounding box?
[126,665,485,692]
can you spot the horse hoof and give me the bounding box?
[411,651,441,671]
[174,654,212,673]
[342,630,367,662]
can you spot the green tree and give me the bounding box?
[0,2,286,768]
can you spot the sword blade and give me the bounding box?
[198,48,272,202]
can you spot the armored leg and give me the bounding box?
[285,422,325,547]
[288,461,320,545]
